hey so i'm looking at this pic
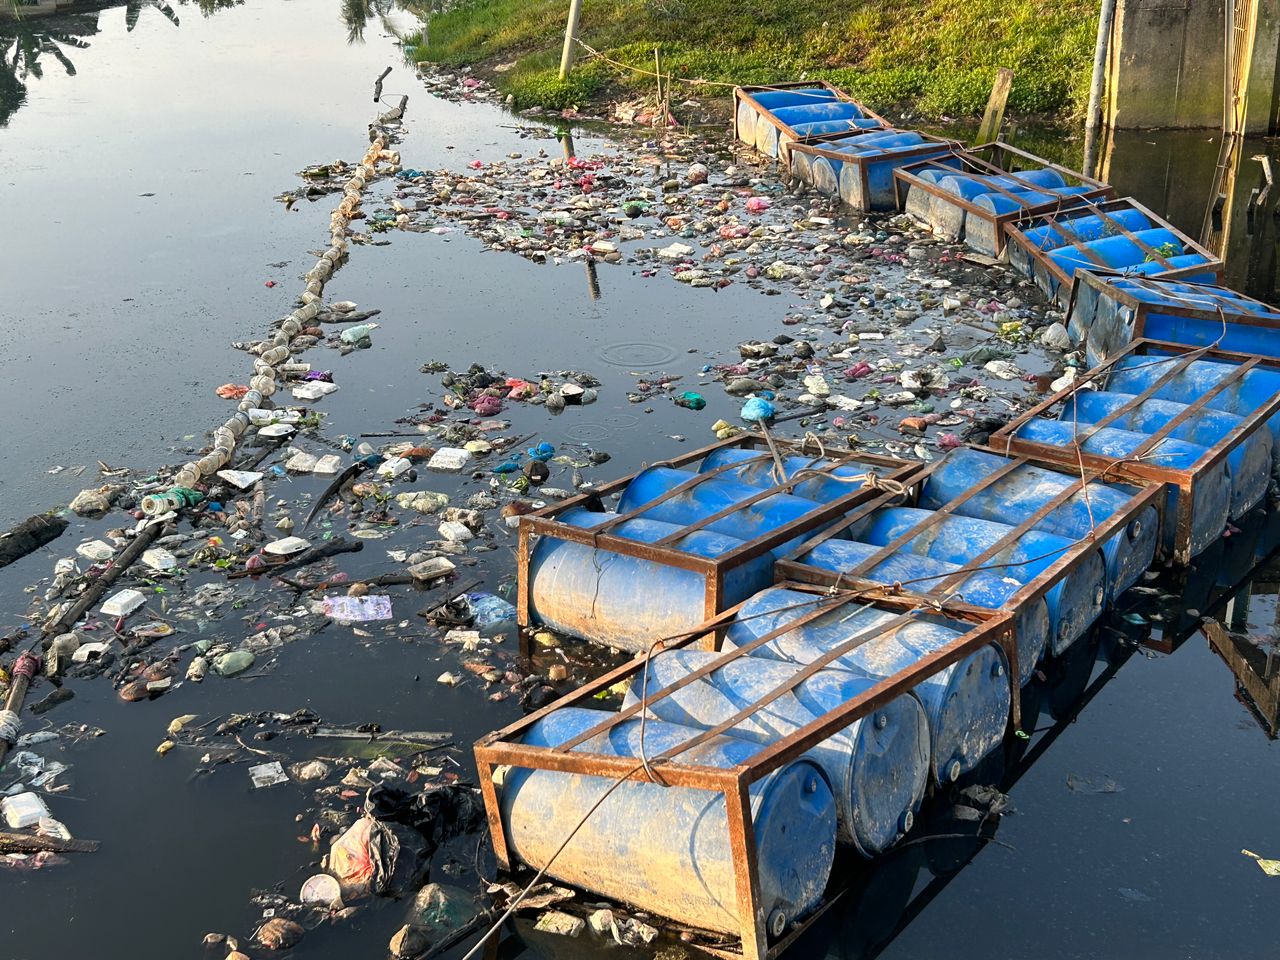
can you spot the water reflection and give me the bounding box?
[1099,128,1280,303]
[0,0,401,126]
[340,0,396,43]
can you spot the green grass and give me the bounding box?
[405,0,1100,118]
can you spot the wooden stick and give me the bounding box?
[976,68,1015,146]
[0,831,100,854]
[0,515,69,570]
[42,522,164,642]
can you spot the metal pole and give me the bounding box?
[1083,0,1118,178]
[558,0,584,79]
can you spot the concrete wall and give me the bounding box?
[1106,0,1227,129]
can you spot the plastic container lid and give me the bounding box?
[264,536,311,556]
[300,874,342,905]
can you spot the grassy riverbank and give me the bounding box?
[406,0,1099,119]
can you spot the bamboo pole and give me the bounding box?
[1082,0,1118,178]
[558,0,584,79]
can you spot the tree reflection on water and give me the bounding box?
[0,0,300,127]
[1,0,405,127]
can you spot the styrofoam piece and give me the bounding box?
[217,470,264,490]
[2,792,51,829]
[286,452,319,472]
[76,540,115,562]
[313,455,343,474]
[292,381,339,402]
[427,448,470,473]
[263,536,311,556]
[101,589,146,618]
[408,557,456,582]
[377,457,412,479]
[141,548,177,572]
[438,520,474,543]
[248,408,303,426]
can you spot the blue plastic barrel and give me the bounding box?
[922,169,1071,250]
[788,117,884,140]
[1063,389,1271,518]
[960,186,1095,256]
[771,102,868,126]
[617,466,833,557]
[1070,275,1252,366]
[971,184,1094,217]
[1009,418,1230,556]
[723,587,1011,784]
[750,88,840,110]
[796,130,917,196]
[850,506,1105,654]
[802,539,1049,683]
[527,508,774,651]
[839,136,955,211]
[1020,208,1152,250]
[1136,306,1280,355]
[501,706,837,934]
[1107,354,1280,461]
[935,167,1066,202]
[917,447,1159,601]
[1044,228,1183,273]
[699,447,879,503]
[625,648,929,855]
[757,101,867,157]
[1112,254,1219,281]
[747,88,844,154]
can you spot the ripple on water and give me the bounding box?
[596,341,677,368]
[563,422,614,442]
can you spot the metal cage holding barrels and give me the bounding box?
[892,141,1114,255]
[476,583,1016,960]
[1003,197,1225,306]
[989,339,1280,563]
[515,432,922,641]
[773,448,1165,688]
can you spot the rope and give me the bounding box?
[802,431,827,459]
[758,421,792,486]
[571,38,850,98]
[758,423,911,498]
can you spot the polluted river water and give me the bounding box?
[2,2,1280,959]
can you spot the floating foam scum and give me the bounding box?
[163,98,407,498]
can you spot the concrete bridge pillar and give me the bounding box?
[1106,0,1280,132]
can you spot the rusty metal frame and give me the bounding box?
[990,339,1280,563]
[785,131,964,212]
[732,82,890,161]
[774,446,1165,674]
[476,583,1016,960]
[1002,197,1226,305]
[1071,271,1280,348]
[515,432,922,635]
[891,141,1115,253]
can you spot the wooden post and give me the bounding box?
[975,67,1014,146]
[558,0,584,79]
[654,46,665,125]
[1082,0,1117,177]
